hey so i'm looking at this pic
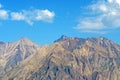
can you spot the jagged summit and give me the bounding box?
[54,35,70,42]
[17,37,38,47]
[19,37,32,43]
[54,35,111,43]
[60,35,69,39]
[20,37,30,41]
[54,35,84,43]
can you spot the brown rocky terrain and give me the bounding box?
[0,35,120,80]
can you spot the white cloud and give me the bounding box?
[75,0,120,33]
[108,0,120,5]
[0,10,8,20]
[0,4,8,20]
[35,9,55,21]
[11,9,55,25]
[0,3,55,25]
[11,12,24,20]
[76,17,104,30]
[116,0,120,5]
[108,0,113,3]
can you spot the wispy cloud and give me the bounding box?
[75,0,120,33]
[0,3,55,25]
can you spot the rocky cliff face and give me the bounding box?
[0,36,120,80]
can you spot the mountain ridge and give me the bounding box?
[1,36,118,46]
[0,36,120,80]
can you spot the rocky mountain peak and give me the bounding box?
[19,37,31,42]
[54,35,70,42]
[60,35,69,39]
[18,37,36,46]
[54,35,85,43]
[20,37,30,41]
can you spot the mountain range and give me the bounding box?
[0,35,120,80]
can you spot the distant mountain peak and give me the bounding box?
[54,35,68,42]
[60,35,69,40]
[20,37,30,41]
[54,35,75,42]
[54,35,111,43]
[18,37,34,45]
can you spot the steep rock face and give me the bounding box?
[0,37,40,75]
[1,36,120,80]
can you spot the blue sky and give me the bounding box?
[0,0,120,45]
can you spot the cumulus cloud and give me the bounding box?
[0,4,8,20]
[11,12,24,20]
[11,9,55,25]
[75,0,120,33]
[0,3,55,25]
[0,10,8,20]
